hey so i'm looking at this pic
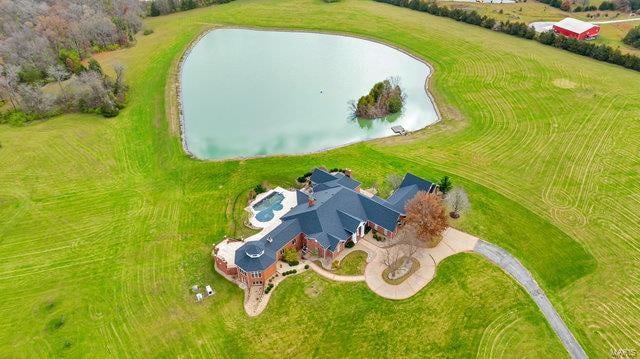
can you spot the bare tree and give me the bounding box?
[77,70,111,108]
[386,174,403,191]
[17,84,54,116]
[383,245,404,276]
[444,187,471,219]
[47,64,69,91]
[395,225,421,259]
[113,63,126,95]
[0,64,21,110]
[615,0,631,11]
[404,191,448,247]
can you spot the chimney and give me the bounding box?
[308,196,316,207]
[344,169,352,178]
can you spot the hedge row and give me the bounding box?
[374,0,640,72]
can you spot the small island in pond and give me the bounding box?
[354,77,405,119]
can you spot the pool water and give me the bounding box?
[253,192,285,222]
[180,29,438,160]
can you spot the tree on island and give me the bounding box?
[353,77,405,119]
[404,191,448,247]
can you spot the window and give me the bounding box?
[291,238,296,245]
[239,269,246,275]
[251,271,261,278]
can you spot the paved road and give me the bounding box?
[474,240,587,359]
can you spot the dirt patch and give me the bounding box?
[553,78,577,89]
[304,281,325,298]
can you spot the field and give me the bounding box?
[0,0,639,356]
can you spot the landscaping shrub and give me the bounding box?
[374,0,640,72]
[264,283,274,294]
[143,28,154,36]
[282,269,298,276]
[297,171,313,183]
[254,183,267,194]
[345,240,355,248]
[283,247,299,265]
[304,264,310,269]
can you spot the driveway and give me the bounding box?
[474,240,587,359]
[361,228,477,300]
[592,18,640,24]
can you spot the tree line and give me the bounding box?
[540,0,638,12]
[147,0,235,17]
[624,26,640,49]
[374,0,640,72]
[0,0,143,124]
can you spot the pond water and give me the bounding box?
[180,29,438,160]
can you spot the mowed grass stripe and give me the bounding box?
[0,0,638,356]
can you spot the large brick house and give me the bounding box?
[214,168,436,288]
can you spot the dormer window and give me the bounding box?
[245,243,264,258]
[246,249,264,258]
[267,237,273,243]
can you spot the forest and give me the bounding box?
[0,0,143,122]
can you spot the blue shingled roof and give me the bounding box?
[310,168,361,190]
[387,173,436,213]
[233,171,433,272]
[310,168,338,184]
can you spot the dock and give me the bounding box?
[391,125,407,135]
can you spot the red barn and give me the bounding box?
[553,18,600,40]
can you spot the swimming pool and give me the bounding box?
[253,192,285,222]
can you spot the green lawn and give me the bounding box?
[333,250,368,275]
[1,0,639,357]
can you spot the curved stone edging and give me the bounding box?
[473,240,587,359]
[172,26,443,162]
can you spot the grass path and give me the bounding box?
[0,0,639,356]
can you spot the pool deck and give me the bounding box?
[245,187,297,230]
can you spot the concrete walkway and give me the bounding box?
[306,260,365,282]
[474,240,587,359]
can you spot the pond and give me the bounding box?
[179,29,439,160]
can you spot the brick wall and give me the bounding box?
[237,261,278,287]
[214,256,238,276]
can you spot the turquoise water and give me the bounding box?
[180,29,438,160]
[253,192,285,222]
